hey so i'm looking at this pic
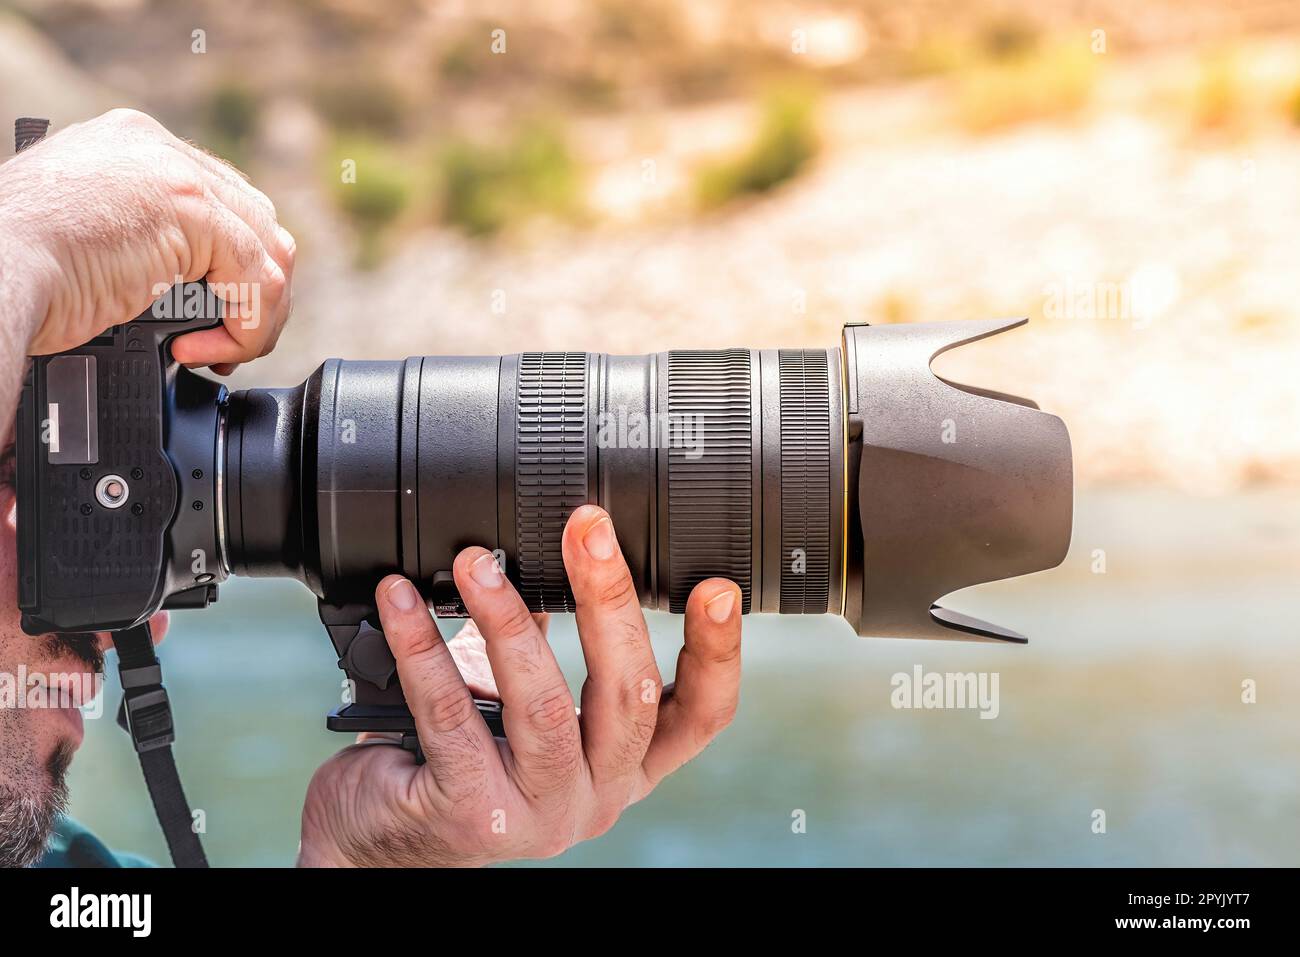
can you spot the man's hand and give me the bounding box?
[0,108,295,374]
[298,504,743,867]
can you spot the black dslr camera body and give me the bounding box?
[16,284,229,634]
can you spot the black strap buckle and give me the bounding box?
[109,621,209,866]
[115,681,176,753]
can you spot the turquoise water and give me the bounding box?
[65,489,1300,866]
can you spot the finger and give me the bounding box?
[637,578,742,797]
[174,139,300,350]
[169,198,287,366]
[561,505,660,788]
[168,138,290,267]
[375,574,504,801]
[452,547,582,802]
[253,225,296,355]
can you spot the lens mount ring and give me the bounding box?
[214,397,231,577]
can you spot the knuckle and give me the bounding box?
[524,686,576,736]
[246,185,277,222]
[106,107,158,132]
[494,604,538,643]
[618,663,661,714]
[499,644,540,679]
[701,636,742,667]
[425,687,477,735]
[697,700,738,739]
[593,571,638,611]
[260,262,287,299]
[158,157,208,201]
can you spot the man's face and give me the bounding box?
[0,476,166,867]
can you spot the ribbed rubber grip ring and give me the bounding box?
[665,350,753,613]
[778,350,832,613]
[516,353,587,611]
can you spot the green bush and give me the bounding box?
[436,123,578,236]
[329,138,413,268]
[696,88,819,209]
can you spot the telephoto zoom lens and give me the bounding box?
[220,320,1073,643]
[223,347,845,618]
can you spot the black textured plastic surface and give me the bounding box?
[515,353,588,611]
[778,350,832,613]
[44,354,171,605]
[666,350,753,613]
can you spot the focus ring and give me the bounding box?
[516,352,587,611]
[665,350,753,613]
[778,350,832,613]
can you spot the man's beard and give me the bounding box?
[0,740,74,868]
[0,632,101,866]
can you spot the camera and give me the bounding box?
[16,281,1072,738]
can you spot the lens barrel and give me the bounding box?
[224,349,846,617]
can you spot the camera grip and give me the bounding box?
[17,282,227,634]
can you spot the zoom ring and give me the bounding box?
[779,350,832,613]
[516,353,588,611]
[666,350,753,613]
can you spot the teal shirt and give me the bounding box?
[34,817,154,868]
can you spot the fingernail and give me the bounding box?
[705,589,736,623]
[582,517,617,560]
[386,578,418,612]
[470,552,504,589]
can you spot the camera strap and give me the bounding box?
[111,623,209,868]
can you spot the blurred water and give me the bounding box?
[65,488,1300,866]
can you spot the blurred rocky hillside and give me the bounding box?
[2,0,1299,491]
